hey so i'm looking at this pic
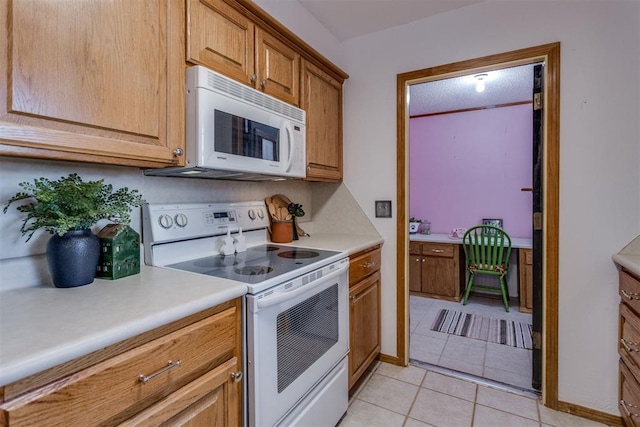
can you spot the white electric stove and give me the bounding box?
[142,201,350,427]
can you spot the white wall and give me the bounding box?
[339,0,640,415]
[259,0,640,414]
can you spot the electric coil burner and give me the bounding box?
[142,201,350,427]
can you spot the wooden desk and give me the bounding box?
[409,234,533,311]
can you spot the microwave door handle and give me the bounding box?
[283,122,294,173]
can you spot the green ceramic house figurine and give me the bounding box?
[96,224,141,280]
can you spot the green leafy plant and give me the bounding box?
[3,173,144,241]
[287,203,305,218]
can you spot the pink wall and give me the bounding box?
[409,104,533,238]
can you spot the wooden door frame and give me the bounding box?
[395,42,560,407]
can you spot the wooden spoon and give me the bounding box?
[268,204,277,220]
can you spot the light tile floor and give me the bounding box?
[340,361,608,427]
[410,295,534,390]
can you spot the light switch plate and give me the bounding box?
[375,200,392,218]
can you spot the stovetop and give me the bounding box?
[143,202,346,294]
[165,244,343,289]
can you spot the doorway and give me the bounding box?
[407,63,538,393]
[395,43,560,408]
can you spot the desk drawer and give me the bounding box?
[422,243,454,258]
[1,306,238,426]
[621,269,640,316]
[409,242,421,255]
[349,246,381,285]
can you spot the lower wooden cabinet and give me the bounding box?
[409,241,464,301]
[519,248,533,313]
[0,299,242,427]
[617,268,640,427]
[348,246,381,390]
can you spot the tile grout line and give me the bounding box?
[401,369,429,426]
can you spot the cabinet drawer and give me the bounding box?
[409,242,421,255]
[620,360,640,427]
[349,247,381,285]
[422,243,454,258]
[621,303,640,384]
[621,269,640,316]
[1,307,238,427]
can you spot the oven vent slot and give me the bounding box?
[284,282,293,290]
[276,285,339,393]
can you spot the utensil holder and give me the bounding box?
[269,220,293,243]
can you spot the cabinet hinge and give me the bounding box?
[533,92,542,111]
[533,212,543,231]
[532,331,542,350]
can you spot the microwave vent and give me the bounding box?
[206,71,305,124]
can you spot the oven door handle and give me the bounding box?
[256,264,348,309]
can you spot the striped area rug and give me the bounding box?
[430,309,533,349]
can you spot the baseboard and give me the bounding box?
[377,353,400,365]
[555,400,622,426]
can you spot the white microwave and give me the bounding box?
[146,65,306,181]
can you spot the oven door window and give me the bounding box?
[214,110,279,161]
[276,284,339,393]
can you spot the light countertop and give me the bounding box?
[410,233,532,249]
[0,233,383,387]
[613,235,640,277]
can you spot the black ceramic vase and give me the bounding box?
[46,229,101,288]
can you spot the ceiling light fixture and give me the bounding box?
[474,73,488,93]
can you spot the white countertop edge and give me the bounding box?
[0,285,246,386]
[613,253,640,278]
[410,233,532,249]
[278,234,384,255]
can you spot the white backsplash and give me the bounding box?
[0,157,380,290]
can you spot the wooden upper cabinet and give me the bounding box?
[0,0,185,167]
[255,29,300,105]
[188,0,300,105]
[301,60,343,181]
[187,0,255,85]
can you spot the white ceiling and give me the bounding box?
[295,0,536,114]
[409,64,536,116]
[297,0,485,42]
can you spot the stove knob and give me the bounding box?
[158,214,173,229]
[248,209,256,220]
[256,209,264,219]
[174,213,188,228]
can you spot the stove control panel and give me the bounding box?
[143,201,269,245]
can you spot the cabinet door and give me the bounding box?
[423,256,457,298]
[120,358,241,427]
[187,0,255,86]
[349,271,381,389]
[0,0,185,168]
[409,255,423,293]
[301,60,343,181]
[255,29,300,105]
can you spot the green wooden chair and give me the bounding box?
[461,225,512,312]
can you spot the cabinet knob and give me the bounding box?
[230,371,243,383]
[250,74,257,82]
[432,249,444,253]
[173,147,184,157]
[261,80,268,87]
